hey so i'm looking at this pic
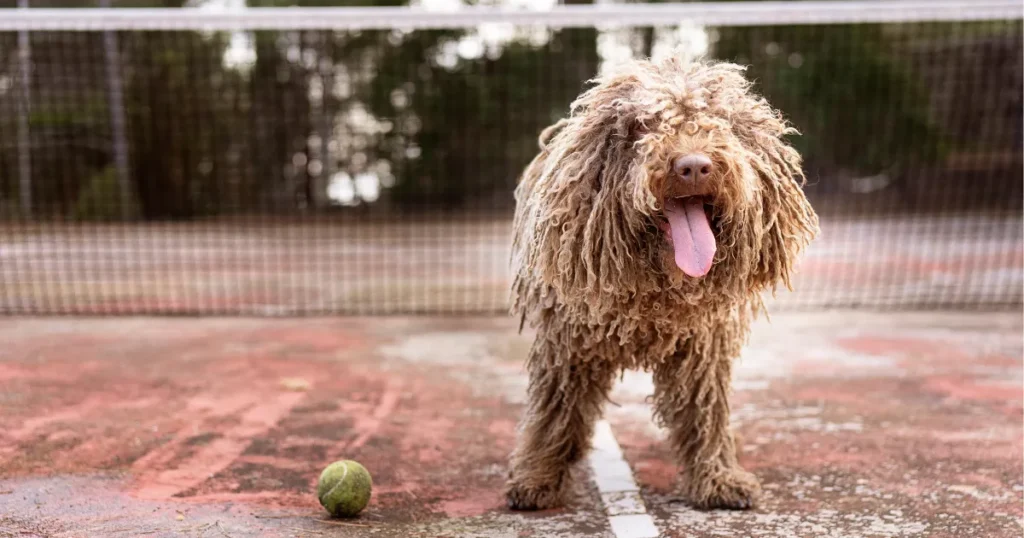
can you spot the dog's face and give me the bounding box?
[511,56,818,321]
[635,122,757,280]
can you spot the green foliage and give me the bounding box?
[711,24,948,177]
[28,107,103,129]
[124,30,255,218]
[71,165,139,221]
[366,28,597,208]
[6,0,1016,220]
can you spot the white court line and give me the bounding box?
[589,420,660,538]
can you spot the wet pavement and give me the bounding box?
[0,312,1020,537]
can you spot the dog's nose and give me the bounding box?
[673,154,713,183]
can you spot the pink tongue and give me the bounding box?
[664,197,716,277]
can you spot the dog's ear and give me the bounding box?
[511,87,652,320]
[746,131,819,292]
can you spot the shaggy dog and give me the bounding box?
[505,54,818,511]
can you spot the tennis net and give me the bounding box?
[0,1,1021,315]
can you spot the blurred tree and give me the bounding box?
[710,24,948,189]
[618,0,947,187]
[0,29,111,217]
[124,29,248,218]
[246,29,311,213]
[1,0,1017,220]
[366,24,598,210]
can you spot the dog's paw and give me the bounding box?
[504,479,565,511]
[685,468,761,510]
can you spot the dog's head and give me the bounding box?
[512,55,818,321]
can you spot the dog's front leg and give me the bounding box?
[505,337,616,510]
[652,331,761,510]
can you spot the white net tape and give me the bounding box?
[1,0,1021,32]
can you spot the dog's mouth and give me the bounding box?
[658,195,717,278]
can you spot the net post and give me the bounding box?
[100,0,135,220]
[16,0,31,218]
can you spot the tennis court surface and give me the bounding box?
[1,312,1021,537]
[2,1,1024,537]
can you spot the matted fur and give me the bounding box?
[505,54,818,511]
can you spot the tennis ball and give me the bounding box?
[317,460,372,518]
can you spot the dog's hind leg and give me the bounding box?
[505,337,616,511]
[652,324,761,510]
